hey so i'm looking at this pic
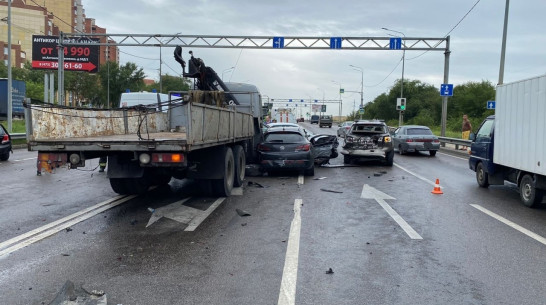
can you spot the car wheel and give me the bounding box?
[476,162,489,188]
[520,174,544,208]
[304,166,315,176]
[398,145,405,155]
[385,150,394,166]
[429,150,437,157]
[0,152,9,161]
[343,155,352,164]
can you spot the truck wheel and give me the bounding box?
[154,174,172,186]
[233,145,246,187]
[398,145,405,155]
[476,162,489,188]
[343,155,352,164]
[520,174,544,208]
[211,147,235,197]
[110,178,129,194]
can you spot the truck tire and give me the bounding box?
[520,174,544,208]
[211,147,235,197]
[110,178,129,194]
[232,145,246,187]
[476,162,489,188]
[304,165,315,176]
[343,155,352,164]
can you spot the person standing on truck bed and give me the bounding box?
[461,114,472,150]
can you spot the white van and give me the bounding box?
[119,92,170,112]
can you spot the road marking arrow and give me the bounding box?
[146,198,197,228]
[361,184,423,240]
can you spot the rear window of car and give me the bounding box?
[321,115,332,119]
[407,128,433,135]
[265,132,306,143]
[352,124,386,133]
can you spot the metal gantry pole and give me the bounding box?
[7,0,12,132]
[57,32,65,105]
[498,0,510,85]
[441,36,451,137]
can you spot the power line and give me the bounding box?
[364,55,403,88]
[406,0,481,60]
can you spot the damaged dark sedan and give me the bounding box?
[340,120,394,166]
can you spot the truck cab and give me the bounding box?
[469,115,496,186]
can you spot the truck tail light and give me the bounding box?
[295,144,310,152]
[152,153,184,163]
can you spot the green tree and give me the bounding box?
[65,71,100,106]
[145,74,190,93]
[98,62,146,108]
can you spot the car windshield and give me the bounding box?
[407,128,433,135]
[352,124,385,133]
[265,132,306,143]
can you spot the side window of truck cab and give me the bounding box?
[476,119,494,140]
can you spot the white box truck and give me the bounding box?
[469,74,546,207]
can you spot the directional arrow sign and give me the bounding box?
[361,184,422,240]
[147,197,225,231]
[486,101,496,109]
[440,84,453,96]
[273,37,285,49]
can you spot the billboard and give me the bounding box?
[31,35,100,73]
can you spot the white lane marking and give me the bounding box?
[277,199,302,305]
[394,163,437,187]
[0,195,136,258]
[298,175,304,185]
[13,157,38,162]
[361,184,422,240]
[184,197,226,231]
[146,197,193,228]
[470,204,546,246]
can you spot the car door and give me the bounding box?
[392,127,402,147]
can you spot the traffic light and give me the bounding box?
[396,98,406,111]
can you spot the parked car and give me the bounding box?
[310,134,339,165]
[392,125,440,156]
[319,115,333,128]
[337,121,354,138]
[257,128,315,176]
[0,123,12,161]
[296,117,305,123]
[310,115,320,124]
[340,120,394,166]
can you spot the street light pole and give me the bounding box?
[222,67,235,81]
[331,80,342,122]
[382,27,406,126]
[349,65,363,119]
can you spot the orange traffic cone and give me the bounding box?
[431,179,443,194]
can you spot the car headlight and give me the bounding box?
[384,136,392,143]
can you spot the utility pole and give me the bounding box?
[7,0,12,132]
[498,0,510,85]
[349,65,364,119]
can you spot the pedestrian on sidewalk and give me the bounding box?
[461,114,472,150]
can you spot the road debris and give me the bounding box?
[48,280,107,305]
[326,268,334,274]
[236,209,251,217]
[147,207,155,213]
[313,177,328,180]
[320,188,343,193]
[247,181,266,188]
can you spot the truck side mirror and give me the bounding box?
[469,133,476,141]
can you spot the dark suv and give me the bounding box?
[310,115,320,124]
[340,120,394,166]
[0,124,12,161]
[319,115,333,128]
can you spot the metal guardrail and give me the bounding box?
[438,136,472,150]
[11,133,26,140]
[9,133,473,149]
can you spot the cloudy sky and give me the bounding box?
[83,0,546,116]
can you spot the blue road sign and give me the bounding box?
[440,84,454,96]
[487,101,496,109]
[289,99,293,102]
[389,37,402,50]
[330,37,342,49]
[273,37,284,49]
[300,99,304,102]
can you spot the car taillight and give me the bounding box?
[257,144,271,151]
[405,139,414,142]
[433,139,440,143]
[295,144,310,152]
[345,127,350,130]
[1,134,8,144]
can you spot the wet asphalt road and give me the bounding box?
[1,123,546,305]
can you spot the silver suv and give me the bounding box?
[340,120,394,166]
